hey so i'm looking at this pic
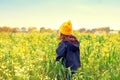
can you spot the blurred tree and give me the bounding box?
[0,26,11,32]
[11,27,19,33]
[79,28,86,33]
[28,27,37,32]
[40,27,46,32]
[46,28,53,33]
[21,27,27,32]
[86,29,93,33]
[118,30,120,35]
[103,27,110,33]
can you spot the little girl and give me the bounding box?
[56,20,81,79]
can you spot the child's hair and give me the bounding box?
[58,33,71,41]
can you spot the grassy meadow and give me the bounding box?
[0,32,120,80]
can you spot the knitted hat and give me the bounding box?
[59,20,72,35]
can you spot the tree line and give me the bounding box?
[0,26,53,33]
[0,26,119,34]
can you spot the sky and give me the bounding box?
[0,0,120,30]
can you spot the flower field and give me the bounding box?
[0,32,120,80]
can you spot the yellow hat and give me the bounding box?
[59,20,72,35]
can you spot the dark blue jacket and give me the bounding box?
[56,37,81,70]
